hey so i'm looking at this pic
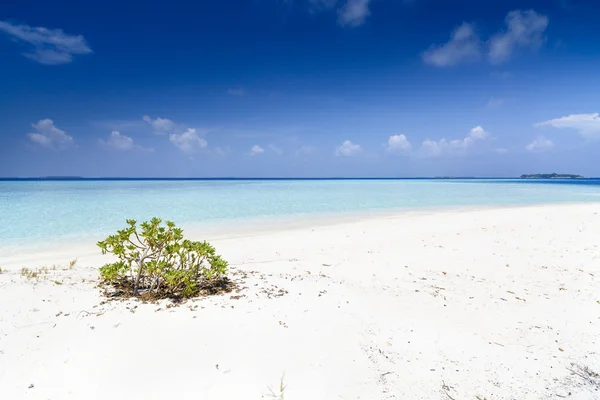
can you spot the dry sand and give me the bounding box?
[1,204,599,400]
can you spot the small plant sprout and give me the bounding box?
[21,267,39,279]
[69,259,78,269]
[266,373,287,399]
[97,218,229,300]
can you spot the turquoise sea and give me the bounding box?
[1,179,600,246]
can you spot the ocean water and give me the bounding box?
[1,179,600,246]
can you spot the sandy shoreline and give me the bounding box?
[0,201,593,263]
[1,203,600,399]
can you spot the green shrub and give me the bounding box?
[97,218,228,299]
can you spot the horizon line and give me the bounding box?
[0,176,595,181]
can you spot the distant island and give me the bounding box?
[520,173,584,179]
[38,176,85,180]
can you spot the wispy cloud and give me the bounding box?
[488,10,548,64]
[422,23,482,67]
[214,146,231,156]
[338,0,371,27]
[420,126,490,156]
[296,145,315,156]
[250,145,265,155]
[309,0,338,12]
[268,144,283,155]
[227,88,246,96]
[486,97,505,108]
[27,119,74,150]
[170,129,207,153]
[386,134,412,154]
[423,10,548,67]
[142,115,178,135]
[336,140,361,156]
[0,21,92,65]
[526,136,553,153]
[99,131,152,152]
[535,113,600,139]
[309,0,371,27]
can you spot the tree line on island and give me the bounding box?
[520,173,584,179]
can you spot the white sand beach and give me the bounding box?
[1,203,599,400]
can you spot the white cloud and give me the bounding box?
[100,131,151,152]
[0,21,92,65]
[227,88,246,96]
[386,134,412,154]
[468,125,489,140]
[27,119,74,150]
[488,10,549,64]
[526,136,553,153]
[421,138,448,157]
[338,0,371,27]
[535,113,600,139]
[268,144,283,155]
[336,140,361,156]
[420,126,490,156]
[169,129,207,153]
[449,125,490,148]
[250,145,265,155]
[142,115,177,135]
[422,23,482,67]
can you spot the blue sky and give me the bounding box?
[1,0,600,177]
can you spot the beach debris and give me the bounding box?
[28,384,34,389]
[566,364,600,389]
[441,381,456,400]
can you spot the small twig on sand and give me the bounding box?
[442,381,456,400]
[76,310,105,319]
